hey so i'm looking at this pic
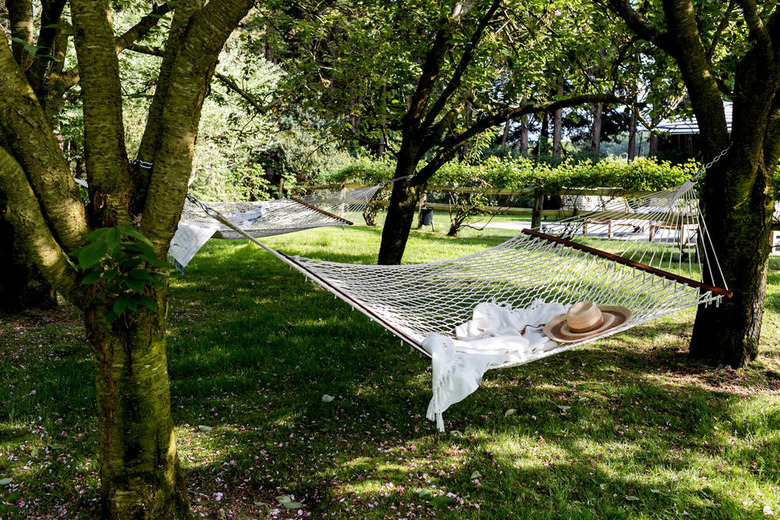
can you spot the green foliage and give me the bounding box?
[330,155,697,193]
[71,226,168,323]
[329,155,396,185]
[324,154,697,231]
[428,156,697,192]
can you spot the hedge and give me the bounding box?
[330,155,700,192]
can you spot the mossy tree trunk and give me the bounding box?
[0,1,252,517]
[608,0,780,367]
[85,284,189,517]
[0,208,57,312]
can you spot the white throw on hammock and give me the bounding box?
[423,300,567,430]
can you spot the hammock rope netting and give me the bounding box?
[177,177,731,430]
[192,179,729,361]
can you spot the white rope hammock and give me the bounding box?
[196,178,729,354]
[189,177,731,430]
[169,184,382,271]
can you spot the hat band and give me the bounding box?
[568,314,605,333]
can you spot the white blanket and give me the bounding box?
[422,300,567,431]
[168,220,221,272]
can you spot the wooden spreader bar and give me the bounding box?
[290,196,354,226]
[522,229,732,298]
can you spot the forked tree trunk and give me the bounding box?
[85,285,191,519]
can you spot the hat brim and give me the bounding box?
[543,305,632,343]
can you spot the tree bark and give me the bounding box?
[627,107,637,161]
[378,163,425,265]
[520,115,529,156]
[86,286,191,518]
[7,0,34,69]
[1,2,253,517]
[539,111,549,157]
[607,0,779,367]
[649,115,660,156]
[591,103,603,156]
[553,83,563,158]
[0,203,57,312]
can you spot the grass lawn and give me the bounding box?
[1,217,779,519]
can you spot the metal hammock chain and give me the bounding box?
[186,193,222,220]
[691,143,732,182]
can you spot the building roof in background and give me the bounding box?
[641,102,733,135]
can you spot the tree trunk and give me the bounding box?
[627,107,637,161]
[378,171,425,265]
[591,103,603,156]
[530,192,544,229]
[689,150,772,366]
[538,111,549,157]
[461,102,473,158]
[552,83,563,158]
[649,115,660,157]
[520,115,529,156]
[0,206,57,312]
[85,286,191,519]
[2,2,254,517]
[501,119,510,146]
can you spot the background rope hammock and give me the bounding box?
[169,184,382,271]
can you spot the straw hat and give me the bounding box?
[543,301,632,343]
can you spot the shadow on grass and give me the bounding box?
[1,235,778,519]
[160,246,779,519]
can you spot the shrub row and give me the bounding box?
[331,155,701,192]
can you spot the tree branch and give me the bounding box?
[0,37,89,251]
[706,0,736,61]
[26,0,67,97]
[605,0,671,52]
[420,0,503,133]
[214,72,280,113]
[71,0,131,226]
[51,2,172,93]
[140,0,254,249]
[7,0,34,69]
[737,0,772,56]
[115,3,172,52]
[0,145,84,303]
[660,0,729,149]
[400,24,452,135]
[135,0,203,172]
[126,42,163,56]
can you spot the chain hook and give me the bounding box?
[691,143,732,182]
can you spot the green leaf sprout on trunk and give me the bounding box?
[71,225,169,323]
